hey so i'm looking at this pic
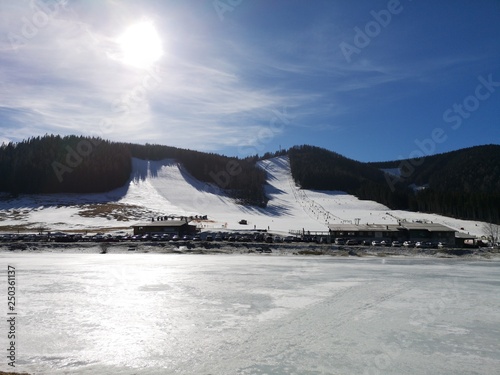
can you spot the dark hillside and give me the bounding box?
[371,144,500,223]
[1,136,497,222]
[370,144,500,193]
[289,144,500,224]
[0,135,267,207]
[0,135,131,194]
[288,145,409,209]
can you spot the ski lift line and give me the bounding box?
[386,212,404,222]
[287,175,343,224]
[299,186,343,221]
[287,176,324,223]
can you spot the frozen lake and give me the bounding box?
[1,253,499,375]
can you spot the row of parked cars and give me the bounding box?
[0,232,304,244]
[0,232,448,248]
[334,238,448,248]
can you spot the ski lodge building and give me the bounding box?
[328,222,457,245]
[132,218,197,236]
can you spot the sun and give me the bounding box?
[117,20,163,69]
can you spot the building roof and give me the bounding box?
[397,222,455,232]
[455,232,477,239]
[328,222,456,233]
[132,220,190,228]
[328,224,394,232]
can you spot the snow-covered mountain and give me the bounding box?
[0,156,487,237]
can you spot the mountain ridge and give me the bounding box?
[0,135,498,223]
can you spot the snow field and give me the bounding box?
[0,156,489,237]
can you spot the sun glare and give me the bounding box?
[117,21,163,69]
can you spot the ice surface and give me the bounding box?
[1,253,499,374]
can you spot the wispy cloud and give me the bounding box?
[0,1,309,151]
[0,0,498,160]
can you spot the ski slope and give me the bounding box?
[0,156,488,237]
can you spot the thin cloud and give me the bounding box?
[0,1,498,161]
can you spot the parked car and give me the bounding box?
[236,235,250,242]
[371,240,381,246]
[403,241,414,247]
[334,238,345,245]
[415,241,434,248]
[253,233,265,242]
[346,239,359,246]
[391,241,402,247]
[160,234,171,241]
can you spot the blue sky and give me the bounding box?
[0,0,499,162]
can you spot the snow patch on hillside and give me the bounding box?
[0,156,489,237]
[381,167,401,177]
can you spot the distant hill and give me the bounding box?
[371,144,500,223]
[289,144,500,224]
[0,135,131,194]
[0,135,267,207]
[125,142,267,206]
[370,144,500,194]
[1,136,498,223]
[288,145,409,211]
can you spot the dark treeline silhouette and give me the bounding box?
[0,135,267,207]
[288,145,409,209]
[371,144,500,224]
[0,135,131,194]
[289,144,500,224]
[370,144,500,194]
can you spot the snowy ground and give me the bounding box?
[0,156,488,237]
[1,253,499,375]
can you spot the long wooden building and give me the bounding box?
[328,222,456,245]
[132,220,197,236]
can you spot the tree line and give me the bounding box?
[288,144,500,224]
[0,135,267,206]
[0,135,131,194]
